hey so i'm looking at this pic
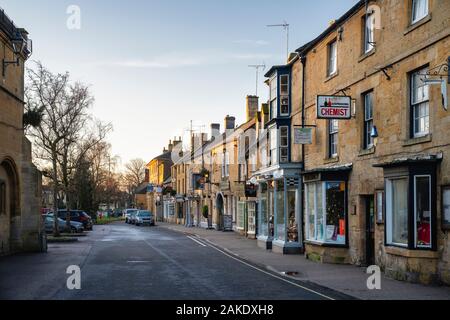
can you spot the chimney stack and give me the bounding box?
[210,123,220,140]
[246,95,259,122]
[224,115,236,131]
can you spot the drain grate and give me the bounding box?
[282,271,299,276]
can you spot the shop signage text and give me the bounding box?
[294,127,313,145]
[317,95,352,119]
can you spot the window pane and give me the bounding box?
[415,176,431,248]
[412,0,428,23]
[364,13,375,52]
[316,183,324,242]
[328,41,337,75]
[390,179,408,245]
[287,188,298,243]
[325,182,346,244]
[276,180,285,241]
[280,75,289,95]
[306,184,316,240]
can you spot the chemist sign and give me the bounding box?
[317,95,352,119]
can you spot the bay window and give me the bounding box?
[414,176,431,248]
[305,181,347,245]
[386,178,409,246]
[411,0,428,24]
[270,76,277,119]
[280,126,289,163]
[269,126,278,166]
[385,171,435,250]
[411,67,429,137]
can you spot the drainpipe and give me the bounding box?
[299,53,307,250]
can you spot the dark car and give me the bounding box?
[53,210,93,231]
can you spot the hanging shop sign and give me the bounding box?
[317,95,352,119]
[192,174,205,190]
[294,127,313,145]
[245,183,257,198]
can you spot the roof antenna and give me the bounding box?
[248,63,266,96]
[267,20,290,61]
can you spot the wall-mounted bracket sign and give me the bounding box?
[294,127,313,144]
[317,95,352,119]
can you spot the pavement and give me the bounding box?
[158,222,450,300]
[0,222,349,300]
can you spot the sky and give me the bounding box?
[1,0,358,167]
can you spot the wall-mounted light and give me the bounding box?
[2,31,25,77]
[371,126,379,138]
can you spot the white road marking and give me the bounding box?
[199,237,335,301]
[187,236,207,247]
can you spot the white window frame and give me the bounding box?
[414,175,432,249]
[328,40,337,76]
[386,177,409,248]
[280,74,289,96]
[364,91,374,149]
[364,12,375,54]
[411,67,430,138]
[329,119,339,158]
[411,0,429,25]
[269,126,278,166]
[279,126,289,163]
[270,75,278,120]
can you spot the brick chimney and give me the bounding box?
[246,95,259,122]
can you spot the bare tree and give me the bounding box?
[25,61,110,236]
[124,159,147,203]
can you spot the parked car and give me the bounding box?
[124,209,138,224]
[135,210,155,226]
[43,215,84,233]
[50,210,93,231]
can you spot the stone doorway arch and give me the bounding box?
[0,157,21,254]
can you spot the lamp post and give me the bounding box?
[2,32,25,77]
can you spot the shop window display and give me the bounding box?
[305,181,346,245]
[259,182,268,237]
[287,188,298,242]
[276,180,285,241]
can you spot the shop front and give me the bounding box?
[255,165,303,254]
[373,155,441,283]
[302,165,351,264]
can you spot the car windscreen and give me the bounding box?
[139,212,151,217]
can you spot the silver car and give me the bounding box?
[124,209,138,224]
[135,211,155,226]
[44,215,84,233]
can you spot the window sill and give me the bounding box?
[304,240,348,248]
[404,13,432,36]
[358,147,376,157]
[324,71,339,83]
[323,156,339,164]
[385,246,438,258]
[358,48,376,63]
[403,134,432,147]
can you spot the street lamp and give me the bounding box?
[2,31,25,77]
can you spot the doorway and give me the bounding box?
[216,194,224,230]
[364,195,375,266]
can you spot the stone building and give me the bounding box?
[0,8,44,255]
[292,0,450,284]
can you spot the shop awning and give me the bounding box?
[302,163,353,175]
[373,153,443,168]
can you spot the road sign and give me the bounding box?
[317,95,352,119]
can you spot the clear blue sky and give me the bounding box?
[2,0,358,166]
